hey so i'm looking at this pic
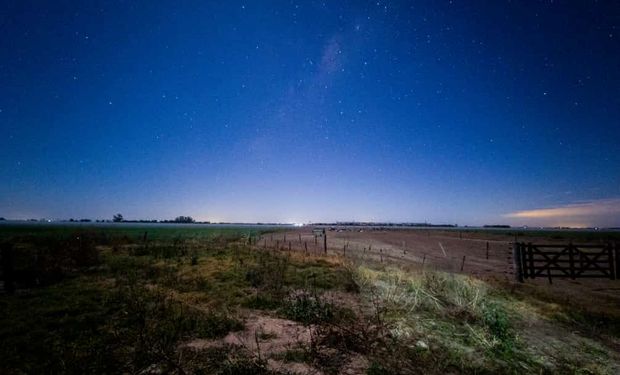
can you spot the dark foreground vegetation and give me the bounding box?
[0,225,618,374]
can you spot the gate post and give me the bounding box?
[608,243,615,280]
[610,242,620,278]
[568,243,575,279]
[527,243,535,279]
[513,242,524,283]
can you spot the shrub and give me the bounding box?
[481,302,517,356]
[280,292,338,325]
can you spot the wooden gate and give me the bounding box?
[513,242,619,282]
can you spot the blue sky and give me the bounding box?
[1,1,619,226]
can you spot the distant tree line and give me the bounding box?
[312,222,459,228]
[111,214,198,224]
[162,216,195,224]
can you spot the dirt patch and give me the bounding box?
[185,312,312,354]
[182,306,370,374]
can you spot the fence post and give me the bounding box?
[513,242,524,283]
[486,241,489,259]
[1,243,15,294]
[568,243,575,279]
[528,243,535,279]
[604,243,611,279]
[323,230,327,254]
[609,243,620,279]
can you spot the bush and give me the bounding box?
[244,252,289,298]
[280,292,336,325]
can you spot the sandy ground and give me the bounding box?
[183,309,368,374]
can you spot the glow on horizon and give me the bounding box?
[504,199,620,228]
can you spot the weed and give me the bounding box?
[280,292,337,325]
[482,303,514,348]
[191,253,199,266]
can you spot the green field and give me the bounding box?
[1,224,618,374]
[0,222,277,240]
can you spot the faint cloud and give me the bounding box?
[504,198,620,227]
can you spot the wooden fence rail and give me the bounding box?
[513,242,618,283]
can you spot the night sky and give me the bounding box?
[1,1,619,227]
